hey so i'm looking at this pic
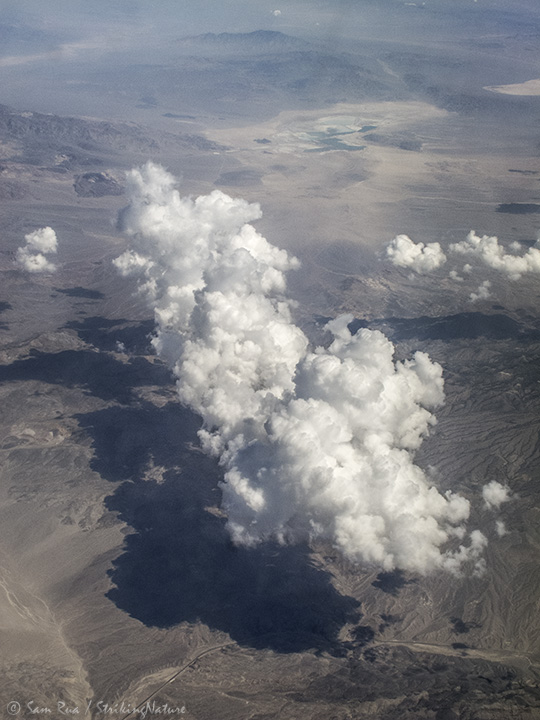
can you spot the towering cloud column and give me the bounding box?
[115,162,485,574]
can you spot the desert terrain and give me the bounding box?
[0,2,540,718]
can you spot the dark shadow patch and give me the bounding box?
[162,113,197,120]
[363,648,377,663]
[137,95,158,109]
[347,317,370,335]
[352,625,375,647]
[450,617,481,634]
[77,402,198,483]
[508,169,539,176]
[374,312,540,342]
[215,170,262,187]
[77,400,361,652]
[0,349,170,404]
[451,642,469,650]
[107,510,360,652]
[55,287,105,300]
[372,570,416,596]
[380,613,400,624]
[435,709,459,720]
[497,203,540,214]
[65,316,156,354]
[379,613,401,632]
[74,172,124,198]
[0,301,10,330]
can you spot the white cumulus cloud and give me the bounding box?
[482,480,511,510]
[386,234,447,274]
[450,231,540,280]
[16,226,58,273]
[469,279,491,303]
[114,162,486,575]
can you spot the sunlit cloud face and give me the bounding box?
[114,162,488,575]
[386,234,447,274]
[482,480,511,510]
[450,231,540,281]
[386,229,540,307]
[469,279,491,303]
[16,226,58,273]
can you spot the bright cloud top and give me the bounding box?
[450,231,540,280]
[114,162,486,575]
[470,279,491,303]
[16,226,58,273]
[482,480,511,510]
[387,230,540,294]
[386,234,447,274]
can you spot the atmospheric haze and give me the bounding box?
[115,162,487,574]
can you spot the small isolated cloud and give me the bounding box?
[469,280,491,303]
[386,234,447,274]
[450,231,540,280]
[113,162,488,576]
[482,480,511,510]
[16,226,58,273]
[24,226,58,253]
[16,251,57,273]
[449,270,463,282]
[273,9,282,16]
[495,519,507,537]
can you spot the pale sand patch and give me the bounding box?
[203,100,514,259]
[203,100,456,257]
[484,79,540,96]
[208,101,449,152]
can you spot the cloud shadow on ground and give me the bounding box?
[0,347,170,404]
[373,312,540,342]
[77,399,362,654]
[65,316,156,354]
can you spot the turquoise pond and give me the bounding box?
[302,123,376,152]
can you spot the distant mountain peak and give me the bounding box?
[180,30,311,52]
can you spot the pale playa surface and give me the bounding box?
[205,99,540,307]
